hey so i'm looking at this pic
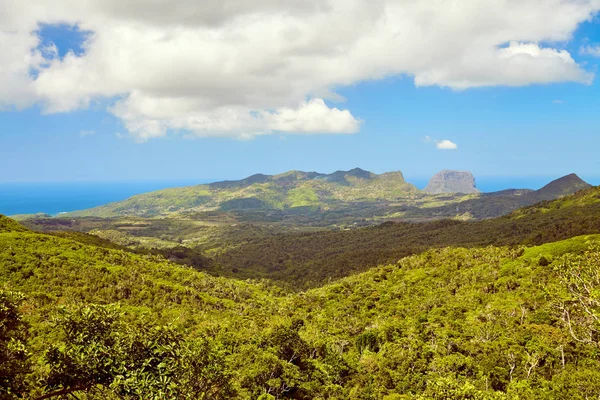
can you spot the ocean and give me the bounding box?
[0,180,215,216]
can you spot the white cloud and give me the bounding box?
[79,130,95,136]
[436,140,458,150]
[580,44,600,57]
[553,99,566,104]
[0,0,599,140]
[264,99,361,134]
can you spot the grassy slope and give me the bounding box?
[0,221,286,351]
[0,215,30,233]
[212,186,600,288]
[4,213,600,398]
[60,172,590,224]
[62,170,420,218]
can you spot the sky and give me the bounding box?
[1,1,600,184]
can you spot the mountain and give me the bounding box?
[535,172,592,200]
[31,171,592,230]
[3,211,600,398]
[408,173,592,219]
[64,168,419,218]
[423,170,480,194]
[208,185,600,288]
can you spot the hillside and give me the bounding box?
[3,214,600,398]
[18,184,600,290]
[57,171,592,226]
[406,173,592,220]
[65,168,419,218]
[209,185,600,288]
[0,214,30,233]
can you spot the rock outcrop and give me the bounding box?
[424,170,479,194]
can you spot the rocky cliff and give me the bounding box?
[424,170,480,194]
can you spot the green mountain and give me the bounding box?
[406,173,592,219]
[65,168,419,218]
[18,180,598,290]
[208,184,600,288]
[535,172,592,199]
[61,169,591,226]
[3,213,600,398]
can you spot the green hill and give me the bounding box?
[19,184,600,290]
[3,213,600,398]
[404,173,592,220]
[59,171,592,227]
[64,168,419,218]
[0,215,29,233]
[210,185,600,288]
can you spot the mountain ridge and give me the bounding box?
[54,169,592,222]
[64,167,419,218]
[406,173,593,219]
[210,167,389,189]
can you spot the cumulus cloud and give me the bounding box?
[436,140,458,150]
[580,44,600,56]
[424,136,458,150]
[0,0,599,140]
[264,99,361,134]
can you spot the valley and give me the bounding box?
[2,168,600,399]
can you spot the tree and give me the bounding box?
[40,304,235,399]
[552,246,600,346]
[0,291,31,399]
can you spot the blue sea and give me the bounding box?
[0,176,597,217]
[0,180,215,216]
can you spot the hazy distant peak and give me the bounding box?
[423,170,479,194]
[535,173,591,199]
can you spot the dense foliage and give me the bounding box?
[3,211,600,398]
[210,186,600,288]
[21,187,600,290]
[0,290,30,398]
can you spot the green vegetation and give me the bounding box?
[203,185,600,288]
[0,290,30,397]
[57,170,589,228]
[20,186,600,290]
[0,215,29,233]
[411,173,592,220]
[287,187,320,208]
[3,180,600,398]
[4,208,600,398]
[63,168,420,218]
[10,213,53,221]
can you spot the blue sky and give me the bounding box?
[1,2,600,185]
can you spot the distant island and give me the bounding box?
[53,168,590,224]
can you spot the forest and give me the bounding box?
[3,0,600,398]
[22,184,600,290]
[3,188,600,398]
